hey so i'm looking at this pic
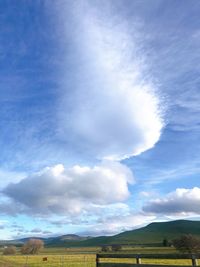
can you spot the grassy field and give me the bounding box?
[0,246,198,267]
[0,254,96,267]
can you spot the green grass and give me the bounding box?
[0,254,96,267]
[0,246,198,267]
[0,254,196,267]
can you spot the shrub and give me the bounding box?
[3,246,16,255]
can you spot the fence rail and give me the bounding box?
[97,253,200,259]
[97,265,194,267]
[96,253,199,267]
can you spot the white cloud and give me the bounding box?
[57,1,164,160]
[3,161,133,216]
[143,187,200,215]
[140,191,154,198]
[79,212,156,236]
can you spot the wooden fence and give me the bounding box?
[96,253,199,267]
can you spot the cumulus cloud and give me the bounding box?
[2,162,133,216]
[143,187,200,215]
[0,201,24,216]
[57,1,164,160]
[0,169,26,188]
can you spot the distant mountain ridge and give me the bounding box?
[55,234,90,241]
[3,220,200,247]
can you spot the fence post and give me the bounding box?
[136,254,141,265]
[192,255,198,266]
[24,255,28,267]
[96,254,100,267]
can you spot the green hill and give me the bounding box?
[46,220,200,247]
[5,220,200,247]
[109,220,200,245]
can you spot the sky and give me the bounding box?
[0,0,200,239]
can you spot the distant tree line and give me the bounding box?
[101,235,200,254]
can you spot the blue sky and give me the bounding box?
[0,0,200,239]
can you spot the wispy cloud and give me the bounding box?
[141,161,200,185]
[56,1,164,160]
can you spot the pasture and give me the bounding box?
[0,246,198,267]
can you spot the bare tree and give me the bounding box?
[3,246,16,255]
[21,239,44,255]
[173,234,200,254]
